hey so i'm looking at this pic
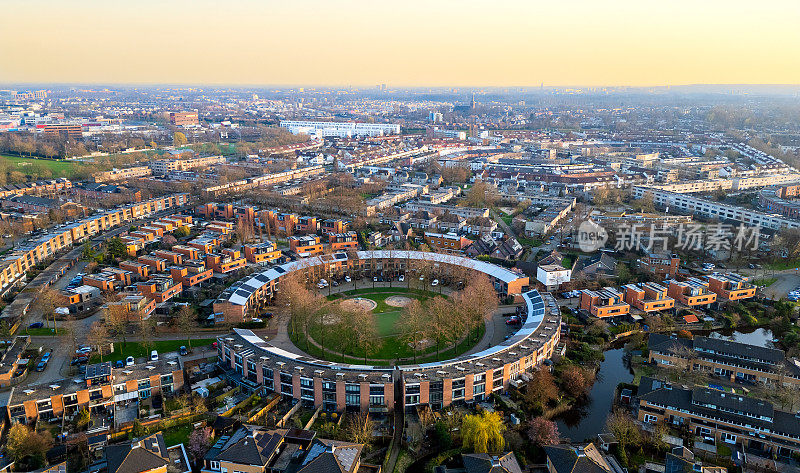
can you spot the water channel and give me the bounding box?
[555,327,775,442]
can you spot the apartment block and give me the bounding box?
[136,277,183,304]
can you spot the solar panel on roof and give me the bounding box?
[254,274,270,283]
[273,266,286,274]
[235,289,251,297]
[241,283,258,292]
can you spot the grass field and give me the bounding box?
[91,338,216,363]
[296,288,483,364]
[752,277,777,287]
[0,155,79,178]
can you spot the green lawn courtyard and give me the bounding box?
[291,288,484,366]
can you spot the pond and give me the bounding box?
[554,328,775,442]
[708,327,775,348]
[555,347,632,442]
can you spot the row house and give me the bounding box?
[296,215,318,234]
[6,360,184,425]
[639,253,681,278]
[637,376,800,458]
[188,236,219,254]
[0,193,187,296]
[320,218,349,234]
[648,334,800,386]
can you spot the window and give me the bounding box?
[643,414,658,424]
[722,432,737,444]
[209,461,220,471]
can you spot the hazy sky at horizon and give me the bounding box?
[2,0,800,87]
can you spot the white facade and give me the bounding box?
[537,264,571,290]
[280,120,400,138]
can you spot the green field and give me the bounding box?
[0,155,80,178]
[294,288,484,364]
[91,338,216,363]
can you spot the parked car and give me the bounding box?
[431,279,439,286]
[179,346,188,356]
[251,318,263,323]
[126,356,135,366]
[506,316,521,325]
[398,274,405,282]
[28,322,44,329]
[344,276,352,283]
[373,276,378,282]
[150,350,158,361]
[36,362,47,372]
[115,360,124,368]
[71,356,88,365]
[75,346,91,355]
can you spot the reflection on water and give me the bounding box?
[709,327,774,348]
[554,328,774,442]
[555,348,632,442]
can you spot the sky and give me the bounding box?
[2,0,800,87]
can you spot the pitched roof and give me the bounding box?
[106,433,169,473]
[298,438,363,473]
[543,443,613,473]
[462,452,523,473]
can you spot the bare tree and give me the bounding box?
[87,322,111,362]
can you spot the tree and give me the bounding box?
[187,427,213,465]
[345,412,375,446]
[606,410,642,458]
[525,369,558,413]
[465,180,499,207]
[88,322,111,362]
[138,316,157,352]
[176,305,196,348]
[106,237,127,259]
[77,407,91,429]
[462,410,506,453]
[32,287,60,330]
[561,365,594,399]
[105,300,132,346]
[352,307,378,363]
[174,226,191,238]
[528,417,561,447]
[399,299,427,362]
[6,424,53,469]
[173,132,188,147]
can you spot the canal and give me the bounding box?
[554,327,774,442]
[555,347,632,442]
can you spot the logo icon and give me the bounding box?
[577,220,608,252]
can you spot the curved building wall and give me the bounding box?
[215,252,559,412]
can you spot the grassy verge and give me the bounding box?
[752,277,777,287]
[23,327,67,336]
[91,338,215,363]
[767,258,800,270]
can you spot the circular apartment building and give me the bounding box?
[214,250,561,412]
